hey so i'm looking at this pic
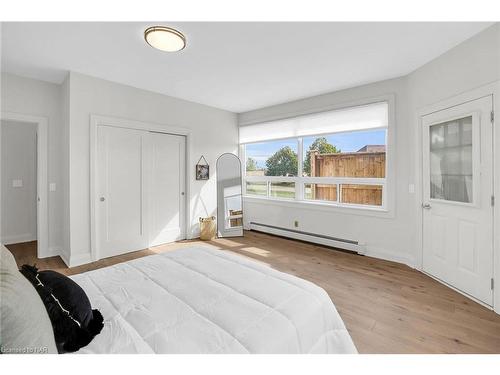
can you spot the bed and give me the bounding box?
[71,245,357,353]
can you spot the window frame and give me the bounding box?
[239,96,395,216]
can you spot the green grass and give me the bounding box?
[270,190,295,199]
[270,183,295,199]
[246,182,296,199]
[246,182,267,196]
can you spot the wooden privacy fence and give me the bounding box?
[310,151,385,205]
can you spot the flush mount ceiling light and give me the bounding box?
[144,26,186,52]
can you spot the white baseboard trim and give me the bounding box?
[1,233,36,245]
[68,252,93,267]
[60,252,70,267]
[41,246,62,258]
[362,246,415,268]
[59,252,92,268]
[249,223,364,253]
[185,221,199,240]
[188,229,200,240]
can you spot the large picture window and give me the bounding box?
[240,101,390,209]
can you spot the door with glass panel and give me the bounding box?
[422,96,493,305]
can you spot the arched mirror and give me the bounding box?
[216,153,243,237]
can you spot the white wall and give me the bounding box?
[238,23,500,267]
[1,71,238,266]
[1,73,64,254]
[407,23,500,110]
[66,72,238,265]
[1,120,37,243]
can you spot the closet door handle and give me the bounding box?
[100,197,105,202]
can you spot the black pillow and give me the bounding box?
[20,264,104,353]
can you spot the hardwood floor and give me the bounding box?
[6,232,500,354]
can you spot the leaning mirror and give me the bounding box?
[216,153,243,237]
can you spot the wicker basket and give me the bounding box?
[199,216,216,240]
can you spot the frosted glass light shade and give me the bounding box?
[144,26,186,52]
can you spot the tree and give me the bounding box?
[303,137,340,176]
[246,157,258,171]
[265,146,298,176]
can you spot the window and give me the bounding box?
[246,181,267,196]
[240,101,389,209]
[304,183,337,202]
[429,116,472,203]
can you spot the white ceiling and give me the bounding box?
[1,22,493,113]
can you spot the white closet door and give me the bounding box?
[147,132,186,247]
[97,126,148,258]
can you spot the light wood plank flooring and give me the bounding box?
[6,231,500,354]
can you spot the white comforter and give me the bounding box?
[72,245,356,353]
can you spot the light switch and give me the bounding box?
[50,183,57,192]
[408,184,415,194]
[12,179,23,188]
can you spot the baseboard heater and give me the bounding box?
[249,222,365,254]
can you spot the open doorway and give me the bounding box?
[1,119,38,259]
[0,113,48,260]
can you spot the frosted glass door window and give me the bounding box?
[429,116,473,203]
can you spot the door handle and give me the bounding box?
[100,197,105,202]
[422,203,431,209]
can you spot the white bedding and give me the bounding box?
[72,245,357,354]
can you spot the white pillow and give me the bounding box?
[1,244,57,354]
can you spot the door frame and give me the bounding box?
[0,112,49,258]
[90,115,191,262]
[414,81,500,313]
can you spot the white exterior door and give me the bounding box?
[422,96,493,305]
[147,132,186,246]
[97,126,186,259]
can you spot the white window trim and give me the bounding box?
[239,94,396,218]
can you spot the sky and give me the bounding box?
[245,129,387,168]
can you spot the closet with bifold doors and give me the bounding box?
[95,125,186,260]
